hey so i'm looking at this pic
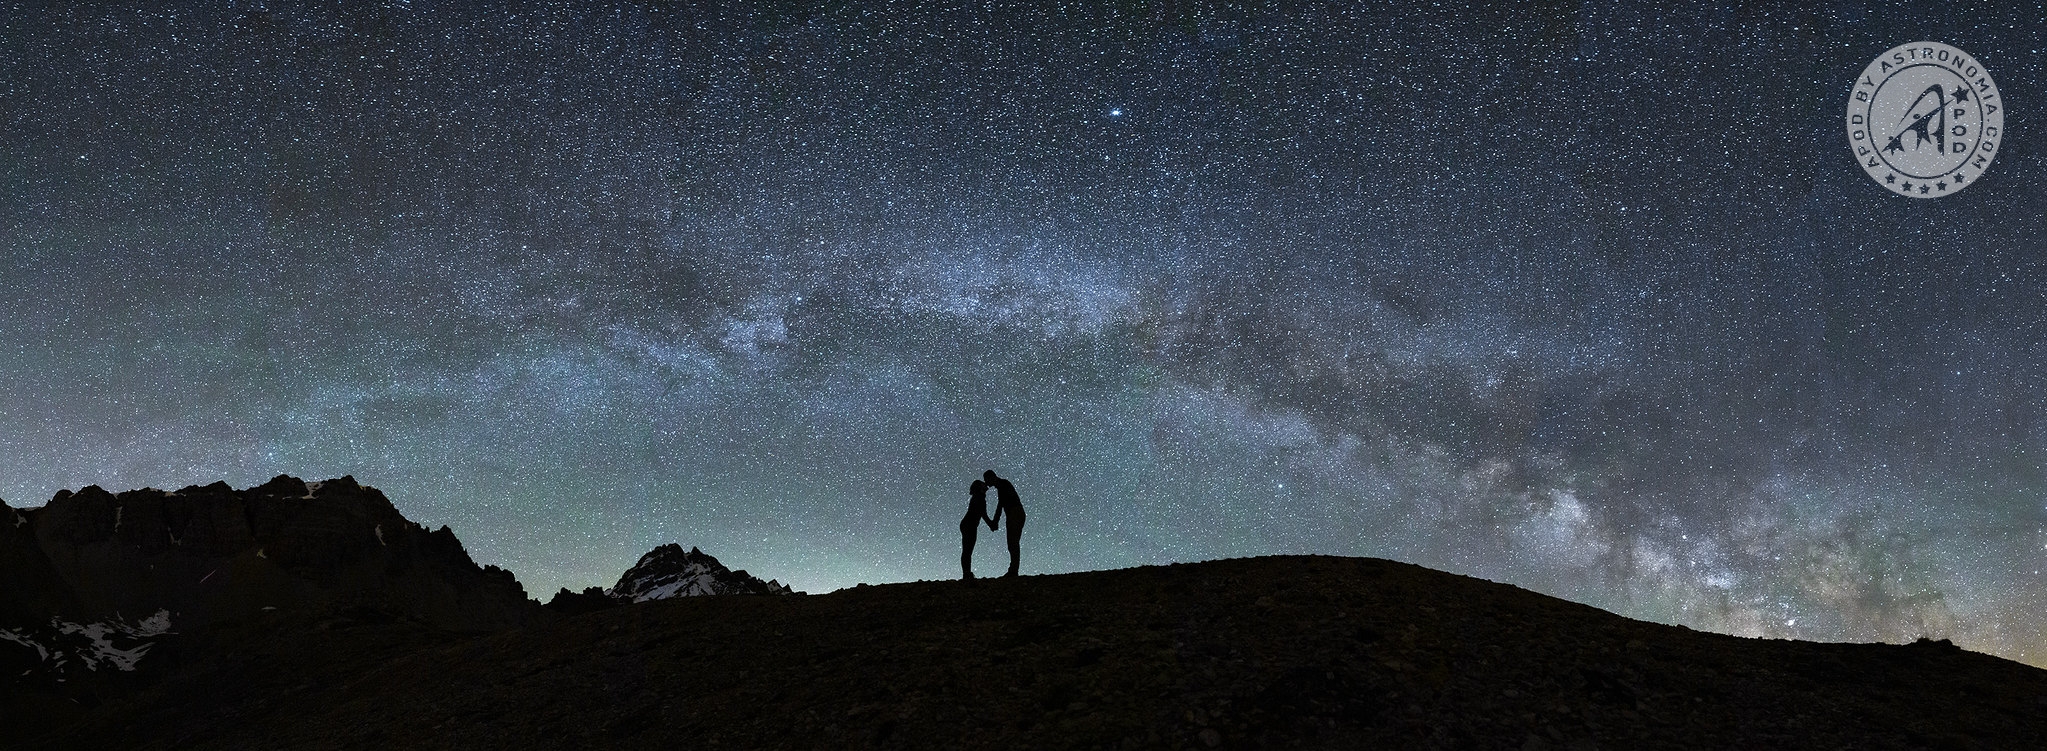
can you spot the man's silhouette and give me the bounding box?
[959,480,994,580]
[983,470,1025,578]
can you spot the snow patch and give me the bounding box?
[632,573,725,601]
[0,629,50,661]
[113,505,123,532]
[2,609,174,674]
[375,524,385,546]
[133,610,173,636]
[54,623,141,670]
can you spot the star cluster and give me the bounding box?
[3,3,2045,664]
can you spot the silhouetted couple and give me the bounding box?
[960,470,1025,580]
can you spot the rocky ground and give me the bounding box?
[15,555,2047,750]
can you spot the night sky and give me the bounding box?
[5,2,2047,665]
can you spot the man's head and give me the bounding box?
[983,470,999,484]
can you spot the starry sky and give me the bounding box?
[5,2,2047,664]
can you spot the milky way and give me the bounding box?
[4,3,2046,665]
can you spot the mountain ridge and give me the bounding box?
[1,474,811,732]
[0,474,539,634]
[0,474,549,718]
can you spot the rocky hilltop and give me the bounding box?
[15,555,2047,750]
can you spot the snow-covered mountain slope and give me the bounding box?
[0,609,174,676]
[606,544,794,601]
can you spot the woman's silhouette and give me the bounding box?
[960,480,996,580]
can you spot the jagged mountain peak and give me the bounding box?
[606,543,794,602]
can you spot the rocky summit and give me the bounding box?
[11,554,2047,750]
[543,544,795,616]
[609,543,796,600]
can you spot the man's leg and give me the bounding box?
[1005,519,1023,577]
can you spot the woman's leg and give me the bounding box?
[961,526,976,579]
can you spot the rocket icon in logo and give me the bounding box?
[1883,85,1948,156]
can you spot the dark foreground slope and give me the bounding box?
[21,555,2047,750]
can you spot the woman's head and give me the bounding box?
[971,480,987,494]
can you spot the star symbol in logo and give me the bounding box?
[1953,174,1966,184]
[1937,182,1947,191]
[1885,174,1896,184]
[1954,87,1972,103]
[1901,182,1913,191]
[1919,185,1930,194]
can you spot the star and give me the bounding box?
[1919,185,1930,194]
[1954,87,1971,103]
[1885,174,1896,184]
[1937,182,1947,191]
[1901,182,1912,191]
[1954,174,1966,184]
